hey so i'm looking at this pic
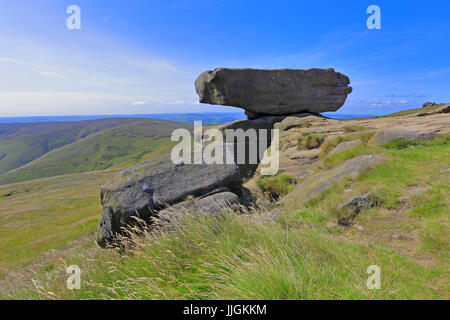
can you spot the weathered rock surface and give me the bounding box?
[97,153,241,247]
[203,113,316,178]
[274,115,318,131]
[374,129,438,145]
[195,68,352,118]
[155,192,240,230]
[283,155,384,207]
[328,139,362,156]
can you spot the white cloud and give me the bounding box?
[0,35,200,116]
[131,101,148,106]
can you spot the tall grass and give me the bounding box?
[18,205,448,300]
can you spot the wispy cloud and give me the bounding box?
[131,101,148,106]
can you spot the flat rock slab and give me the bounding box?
[283,154,384,208]
[97,153,241,247]
[328,139,362,156]
[195,68,352,118]
[374,130,438,145]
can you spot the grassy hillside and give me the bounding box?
[6,133,448,299]
[0,170,116,278]
[0,119,141,176]
[0,119,191,185]
[384,104,444,117]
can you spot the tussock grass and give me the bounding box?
[256,174,297,200]
[14,209,448,300]
[408,184,449,218]
[297,134,325,150]
[321,144,377,169]
[321,132,375,158]
[0,171,118,278]
[420,220,449,262]
[343,125,373,133]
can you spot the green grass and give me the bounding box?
[408,184,449,218]
[321,132,375,157]
[0,170,116,277]
[384,104,444,117]
[13,210,448,300]
[343,125,373,133]
[256,174,297,199]
[420,221,449,262]
[297,134,325,150]
[2,130,449,300]
[0,119,192,277]
[321,144,377,169]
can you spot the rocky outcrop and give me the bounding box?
[418,103,450,116]
[195,68,352,119]
[97,152,242,247]
[203,113,316,178]
[374,129,438,145]
[422,101,438,108]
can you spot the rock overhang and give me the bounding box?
[195,68,352,119]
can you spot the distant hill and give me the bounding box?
[0,112,246,125]
[0,118,192,185]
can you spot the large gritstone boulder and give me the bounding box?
[195,68,352,119]
[97,152,242,247]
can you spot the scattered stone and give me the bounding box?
[374,129,438,145]
[337,192,373,226]
[195,68,352,118]
[398,197,408,205]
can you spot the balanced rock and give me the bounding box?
[97,152,241,247]
[195,68,352,118]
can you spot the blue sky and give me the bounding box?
[0,0,449,116]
